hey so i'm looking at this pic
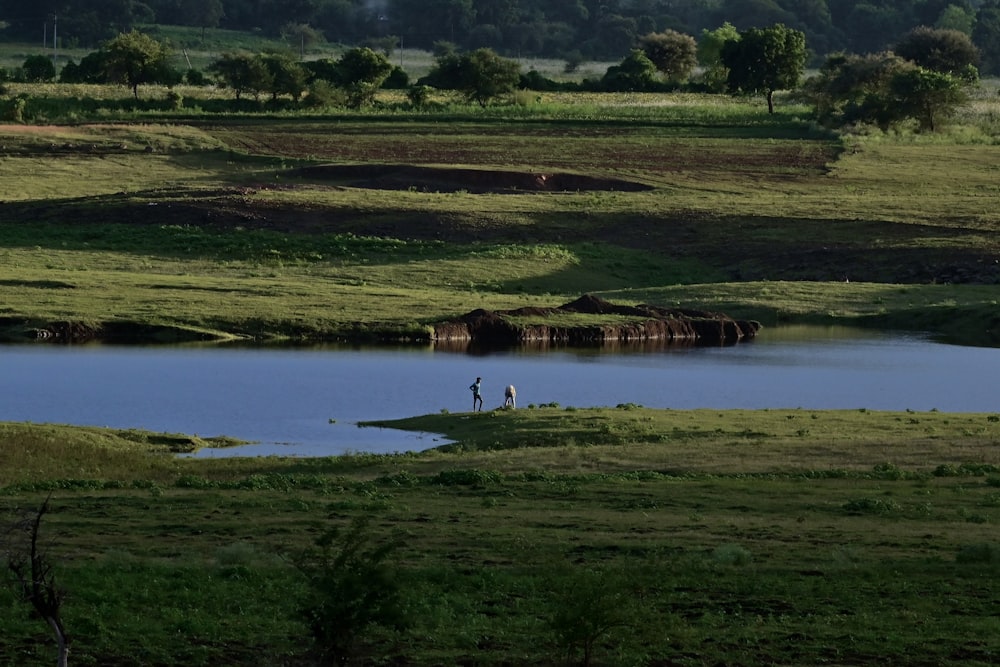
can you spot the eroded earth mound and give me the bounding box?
[434,294,761,346]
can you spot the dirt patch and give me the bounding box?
[0,124,71,135]
[288,164,653,194]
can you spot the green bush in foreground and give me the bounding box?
[294,516,411,666]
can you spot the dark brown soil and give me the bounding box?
[433,295,761,347]
[288,164,654,194]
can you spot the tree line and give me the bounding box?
[1,20,980,135]
[2,0,1000,73]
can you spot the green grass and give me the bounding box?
[0,104,998,342]
[2,411,1000,665]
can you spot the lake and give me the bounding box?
[2,325,998,457]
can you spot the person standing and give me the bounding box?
[470,377,483,411]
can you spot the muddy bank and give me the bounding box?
[2,296,759,347]
[0,318,233,344]
[433,295,761,346]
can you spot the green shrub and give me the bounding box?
[843,497,901,514]
[547,567,634,667]
[712,543,753,566]
[431,468,504,486]
[406,84,432,108]
[295,516,411,666]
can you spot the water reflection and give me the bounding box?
[1,325,998,458]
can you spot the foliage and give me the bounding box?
[259,52,308,101]
[600,50,661,92]
[102,30,176,99]
[638,29,699,83]
[0,0,996,66]
[294,516,410,666]
[698,22,741,92]
[547,567,634,667]
[406,84,433,108]
[893,25,980,75]
[59,52,109,84]
[972,2,1000,75]
[423,48,521,107]
[335,47,394,108]
[807,51,912,127]
[808,51,971,131]
[888,65,970,131]
[207,52,273,100]
[722,23,807,113]
[458,48,522,107]
[20,55,56,83]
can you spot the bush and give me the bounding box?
[406,84,432,108]
[165,89,183,110]
[185,68,208,86]
[547,567,635,667]
[712,543,753,566]
[295,517,410,666]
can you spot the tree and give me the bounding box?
[973,2,1000,75]
[698,22,740,92]
[458,48,521,106]
[335,47,394,108]
[59,51,109,84]
[21,55,57,83]
[600,50,661,91]
[103,30,175,98]
[935,4,974,33]
[888,65,968,131]
[181,0,224,40]
[3,498,69,667]
[806,51,911,127]
[423,48,520,106]
[806,51,970,131]
[721,23,806,113]
[260,52,308,101]
[208,52,273,100]
[893,26,979,74]
[638,30,698,83]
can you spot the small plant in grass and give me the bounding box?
[294,516,410,666]
[843,497,901,514]
[547,566,634,667]
[712,543,753,566]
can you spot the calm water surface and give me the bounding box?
[2,326,998,457]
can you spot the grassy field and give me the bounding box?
[1,92,1000,343]
[2,410,1000,666]
[2,88,1000,665]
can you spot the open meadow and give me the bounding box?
[2,87,1000,665]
